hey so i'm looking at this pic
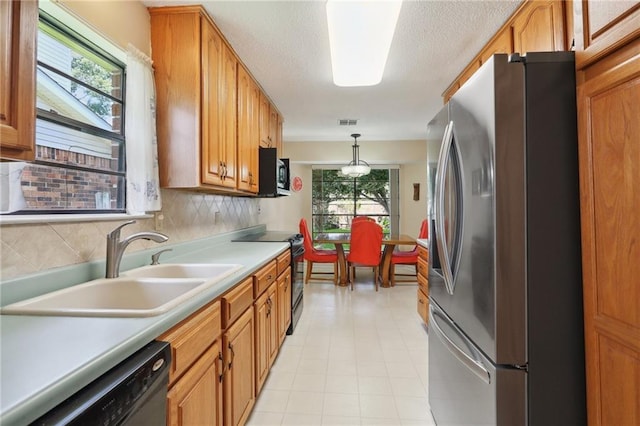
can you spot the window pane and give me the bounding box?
[19,163,124,211]
[312,169,391,236]
[35,119,124,173]
[0,10,129,215]
[37,19,123,132]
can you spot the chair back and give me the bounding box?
[348,221,383,266]
[418,219,428,239]
[352,216,375,224]
[299,218,315,254]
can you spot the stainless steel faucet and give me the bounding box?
[106,220,169,278]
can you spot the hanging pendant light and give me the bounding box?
[341,133,371,178]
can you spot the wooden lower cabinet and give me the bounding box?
[254,281,278,395]
[577,39,640,426]
[417,246,429,325]
[277,268,292,346]
[161,251,291,426]
[167,342,223,426]
[223,307,255,426]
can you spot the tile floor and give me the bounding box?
[247,267,436,426]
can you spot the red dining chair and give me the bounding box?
[346,220,383,291]
[352,216,375,224]
[299,218,339,285]
[389,219,428,286]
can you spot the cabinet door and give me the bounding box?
[574,1,640,68]
[276,112,284,156]
[417,288,429,325]
[237,65,259,193]
[254,290,270,395]
[578,42,640,426]
[167,341,223,426]
[268,105,278,149]
[277,268,291,346]
[511,0,565,53]
[267,283,279,368]
[201,19,224,187]
[223,307,255,426]
[0,0,37,161]
[220,43,237,187]
[258,92,271,147]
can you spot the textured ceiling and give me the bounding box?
[142,0,522,143]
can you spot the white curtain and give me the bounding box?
[125,44,162,214]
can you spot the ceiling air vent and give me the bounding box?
[338,119,358,126]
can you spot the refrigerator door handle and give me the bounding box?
[430,305,491,384]
[434,121,456,295]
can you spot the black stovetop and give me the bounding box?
[232,231,302,243]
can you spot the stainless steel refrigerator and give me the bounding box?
[427,52,586,425]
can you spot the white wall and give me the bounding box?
[259,163,310,233]
[260,139,429,238]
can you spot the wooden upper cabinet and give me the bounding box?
[237,64,260,194]
[258,92,271,148]
[0,0,37,161]
[577,39,640,426]
[259,93,279,150]
[480,29,513,64]
[151,7,239,191]
[511,0,566,53]
[574,1,640,69]
[276,112,284,156]
[150,5,279,195]
[201,22,237,189]
[443,0,568,102]
[268,105,278,148]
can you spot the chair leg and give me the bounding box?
[374,266,379,291]
[305,261,313,284]
[391,263,395,287]
[333,262,338,285]
[349,264,354,291]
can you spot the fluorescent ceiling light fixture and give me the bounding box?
[327,0,402,87]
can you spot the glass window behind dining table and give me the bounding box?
[311,168,399,243]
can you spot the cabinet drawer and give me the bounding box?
[417,257,429,278]
[254,260,278,297]
[276,250,291,276]
[417,288,429,325]
[418,245,428,261]
[160,300,221,386]
[222,277,254,329]
[418,272,428,295]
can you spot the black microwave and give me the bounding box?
[258,147,291,197]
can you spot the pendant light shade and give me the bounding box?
[341,134,371,178]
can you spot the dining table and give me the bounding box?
[313,233,416,288]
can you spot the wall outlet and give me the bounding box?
[154,212,164,231]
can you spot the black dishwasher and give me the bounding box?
[31,341,170,426]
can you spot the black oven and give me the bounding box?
[288,236,304,335]
[232,231,305,334]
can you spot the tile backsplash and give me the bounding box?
[0,189,259,280]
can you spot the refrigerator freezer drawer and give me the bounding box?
[429,303,525,425]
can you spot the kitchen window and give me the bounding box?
[311,168,399,239]
[1,10,126,215]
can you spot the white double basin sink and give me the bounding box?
[1,263,243,318]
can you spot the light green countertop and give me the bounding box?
[0,226,288,426]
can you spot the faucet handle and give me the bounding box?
[151,248,173,265]
[108,220,136,239]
